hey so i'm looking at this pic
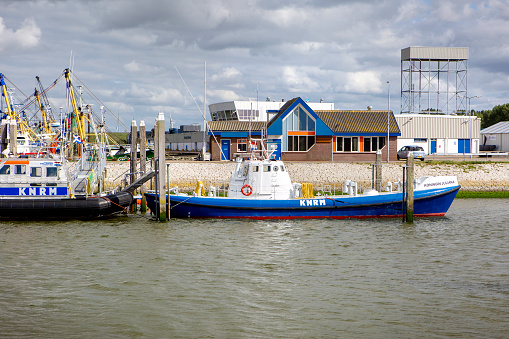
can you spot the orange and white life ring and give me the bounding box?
[241,184,253,196]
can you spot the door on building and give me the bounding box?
[267,141,281,160]
[430,139,437,154]
[458,139,470,153]
[221,139,231,160]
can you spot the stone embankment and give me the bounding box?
[104,161,509,192]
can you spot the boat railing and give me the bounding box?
[163,179,399,198]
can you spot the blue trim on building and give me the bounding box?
[209,131,263,137]
[266,97,334,136]
[334,132,401,137]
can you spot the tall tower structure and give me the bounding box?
[401,47,468,115]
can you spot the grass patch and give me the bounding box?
[456,191,509,199]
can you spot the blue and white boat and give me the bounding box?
[145,145,460,220]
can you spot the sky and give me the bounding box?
[1,0,508,131]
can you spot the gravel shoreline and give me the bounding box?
[103,161,509,192]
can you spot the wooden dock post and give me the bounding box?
[130,120,137,212]
[406,156,414,223]
[375,150,382,192]
[157,113,167,221]
[139,120,147,213]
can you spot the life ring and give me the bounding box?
[241,184,253,196]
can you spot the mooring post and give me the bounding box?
[130,120,137,212]
[157,113,167,221]
[139,120,147,213]
[375,150,382,192]
[406,156,414,223]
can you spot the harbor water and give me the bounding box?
[1,199,508,338]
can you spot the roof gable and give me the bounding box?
[266,97,333,135]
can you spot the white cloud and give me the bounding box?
[344,71,382,94]
[124,61,141,72]
[0,17,41,53]
[207,89,243,102]
[282,66,321,93]
[210,67,242,81]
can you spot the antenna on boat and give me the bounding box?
[203,61,207,161]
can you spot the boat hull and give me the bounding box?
[0,191,133,220]
[145,185,460,220]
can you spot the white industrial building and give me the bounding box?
[395,114,480,155]
[480,121,509,152]
[209,99,334,122]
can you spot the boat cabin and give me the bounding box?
[0,159,69,198]
[228,159,295,199]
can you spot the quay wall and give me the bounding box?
[103,161,509,192]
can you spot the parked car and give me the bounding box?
[397,145,425,161]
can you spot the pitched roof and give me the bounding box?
[267,97,299,128]
[315,110,400,134]
[208,120,267,132]
[480,121,509,134]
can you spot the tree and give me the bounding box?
[477,103,509,129]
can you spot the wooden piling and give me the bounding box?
[406,156,414,223]
[375,150,382,192]
[139,120,147,213]
[130,120,137,212]
[157,113,167,221]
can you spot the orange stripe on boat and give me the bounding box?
[5,160,29,165]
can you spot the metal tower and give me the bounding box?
[401,47,468,115]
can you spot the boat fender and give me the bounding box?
[241,184,253,196]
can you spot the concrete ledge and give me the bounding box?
[103,161,509,192]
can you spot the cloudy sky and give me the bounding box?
[1,0,508,130]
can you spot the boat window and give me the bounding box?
[15,165,26,175]
[273,166,279,172]
[252,165,259,172]
[46,167,58,177]
[0,165,10,175]
[243,165,249,177]
[263,165,271,172]
[280,165,285,171]
[30,167,42,177]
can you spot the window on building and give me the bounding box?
[282,106,316,151]
[237,109,260,120]
[336,137,359,152]
[362,137,386,152]
[237,139,247,152]
[414,138,427,143]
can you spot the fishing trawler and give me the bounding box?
[145,140,460,219]
[0,69,151,220]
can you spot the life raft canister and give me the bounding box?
[241,184,253,196]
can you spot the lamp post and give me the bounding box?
[387,81,390,163]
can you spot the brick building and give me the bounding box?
[208,97,400,162]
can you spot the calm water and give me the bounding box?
[1,199,508,338]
